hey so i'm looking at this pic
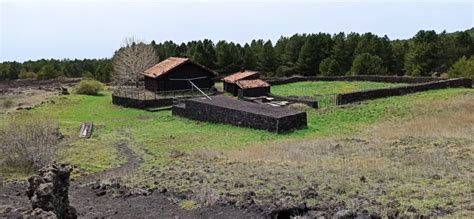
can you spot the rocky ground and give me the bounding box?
[0,182,261,218]
[0,141,262,218]
[0,130,263,218]
[0,78,78,113]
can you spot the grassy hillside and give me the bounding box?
[0,88,467,175]
[1,87,472,217]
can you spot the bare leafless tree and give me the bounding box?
[112,37,159,86]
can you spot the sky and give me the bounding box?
[0,0,473,62]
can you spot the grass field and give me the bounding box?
[1,87,473,217]
[0,88,469,174]
[271,81,407,96]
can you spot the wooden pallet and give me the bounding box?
[146,106,172,112]
[79,122,93,138]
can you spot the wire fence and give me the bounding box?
[112,87,214,101]
[314,94,340,108]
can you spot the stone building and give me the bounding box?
[142,57,218,92]
[222,70,261,96]
[236,79,271,97]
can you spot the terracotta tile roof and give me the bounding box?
[236,79,270,89]
[222,70,260,83]
[142,57,218,78]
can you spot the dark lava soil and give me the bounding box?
[0,182,262,219]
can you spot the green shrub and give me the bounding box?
[18,71,37,79]
[74,79,104,95]
[179,200,199,210]
[448,56,474,80]
[81,71,94,79]
[37,64,61,79]
[320,57,341,76]
[350,53,387,75]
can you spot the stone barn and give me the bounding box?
[237,79,271,98]
[142,57,218,92]
[222,70,260,96]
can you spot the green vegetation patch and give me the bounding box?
[179,200,200,210]
[1,87,472,216]
[271,81,407,96]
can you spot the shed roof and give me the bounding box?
[222,70,260,83]
[142,57,218,78]
[236,79,270,89]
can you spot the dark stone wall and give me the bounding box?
[112,94,173,109]
[237,87,271,98]
[338,78,472,104]
[267,94,319,108]
[276,113,308,133]
[144,76,158,91]
[223,82,238,96]
[171,104,186,117]
[174,97,307,133]
[266,75,444,85]
[145,62,215,92]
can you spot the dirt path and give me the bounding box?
[0,183,262,218]
[74,137,142,185]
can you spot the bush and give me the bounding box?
[81,71,94,79]
[74,79,104,95]
[350,53,387,75]
[448,56,474,80]
[0,113,61,171]
[37,64,61,79]
[276,66,296,77]
[18,71,37,79]
[2,99,14,108]
[319,57,341,76]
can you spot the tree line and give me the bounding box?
[1,28,473,82]
[0,59,112,82]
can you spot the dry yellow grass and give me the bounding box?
[211,92,474,216]
[370,92,474,140]
[225,92,474,163]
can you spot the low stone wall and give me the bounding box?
[266,75,443,85]
[267,94,319,108]
[173,96,307,133]
[338,78,472,104]
[171,103,186,117]
[112,94,173,109]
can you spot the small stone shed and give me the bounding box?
[237,79,271,98]
[222,70,261,96]
[142,57,218,92]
